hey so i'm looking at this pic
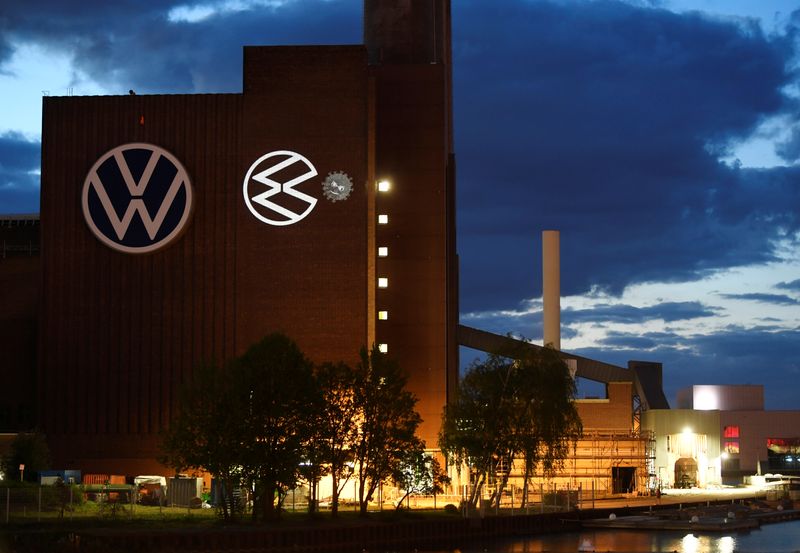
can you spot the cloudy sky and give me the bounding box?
[1,0,798,407]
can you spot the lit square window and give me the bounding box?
[378,343,388,353]
[378,247,388,257]
[377,180,391,192]
[378,214,389,225]
[378,311,388,320]
[724,426,740,438]
[378,277,388,288]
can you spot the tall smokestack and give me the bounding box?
[542,230,560,350]
[364,0,450,65]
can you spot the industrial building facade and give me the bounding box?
[644,385,800,488]
[37,1,457,475]
[12,0,795,500]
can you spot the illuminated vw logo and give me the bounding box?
[82,143,193,254]
[243,151,318,226]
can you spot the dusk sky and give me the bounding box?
[1,0,798,407]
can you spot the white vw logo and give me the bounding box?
[82,143,193,254]
[243,151,318,226]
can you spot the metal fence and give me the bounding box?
[2,483,589,524]
[0,485,202,524]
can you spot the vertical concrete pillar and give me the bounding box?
[542,230,560,350]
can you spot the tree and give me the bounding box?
[306,361,358,516]
[513,347,583,507]
[232,333,319,521]
[393,451,450,510]
[159,361,242,520]
[438,353,517,508]
[2,432,50,482]
[160,333,320,521]
[439,345,582,509]
[352,345,423,515]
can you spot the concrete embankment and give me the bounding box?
[5,511,579,553]
[6,497,796,552]
[582,499,800,533]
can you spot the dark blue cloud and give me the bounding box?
[718,292,798,305]
[454,0,799,311]
[564,301,720,324]
[0,132,40,213]
[600,330,682,350]
[461,310,542,342]
[572,327,800,408]
[0,0,361,93]
[758,317,785,323]
[776,125,800,163]
[776,278,800,291]
[3,1,798,301]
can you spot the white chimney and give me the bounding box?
[542,230,560,350]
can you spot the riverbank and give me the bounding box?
[1,510,579,553]
[1,489,792,553]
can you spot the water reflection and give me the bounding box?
[444,519,800,553]
[718,535,735,553]
[682,533,700,553]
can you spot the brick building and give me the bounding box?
[35,0,457,475]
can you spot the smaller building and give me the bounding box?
[643,385,800,488]
[641,408,721,489]
[475,381,655,501]
[569,381,655,496]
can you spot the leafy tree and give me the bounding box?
[2,432,50,482]
[306,361,358,516]
[160,333,320,521]
[393,451,450,510]
[232,333,318,521]
[511,347,582,507]
[438,353,516,508]
[352,345,423,515]
[439,345,582,509]
[159,361,242,520]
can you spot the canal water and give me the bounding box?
[440,519,800,552]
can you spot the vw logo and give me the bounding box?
[243,151,318,226]
[82,143,193,254]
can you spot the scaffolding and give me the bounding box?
[502,429,657,499]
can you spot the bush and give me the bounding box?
[41,482,84,511]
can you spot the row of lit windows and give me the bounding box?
[377,180,391,355]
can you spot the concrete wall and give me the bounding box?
[676,385,764,411]
[642,409,721,488]
[720,410,800,473]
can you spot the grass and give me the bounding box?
[1,502,218,530]
[0,500,469,533]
